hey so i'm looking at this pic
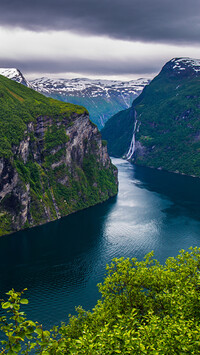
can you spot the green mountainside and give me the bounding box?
[0,75,118,237]
[102,57,200,176]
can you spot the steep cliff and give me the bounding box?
[0,75,118,237]
[102,57,200,177]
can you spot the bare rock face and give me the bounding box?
[0,160,19,201]
[65,114,110,167]
[0,112,118,237]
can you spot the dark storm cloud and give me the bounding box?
[0,57,159,76]
[1,0,200,44]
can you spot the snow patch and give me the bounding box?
[171,57,200,75]
[30,77,151,97]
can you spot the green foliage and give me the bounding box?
[0,74,87,158]
[14,160,42,196]
[0,212,12,236]
[49,157,118,216]
[29,190,46,225]
[44,125,69,152]
[82,154,118,201]
[44,148,65,168]
[0,289,56,354]
[0,138,12,159]
[1,249,200,353]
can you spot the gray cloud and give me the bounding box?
[0,57,159,77]
[1,0,200,45]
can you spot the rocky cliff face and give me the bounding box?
[0,75,118,237]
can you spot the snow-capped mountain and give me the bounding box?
[163,57,200,77]
[0,68,31,87]
[30,77,150,98]
[30,77,150,128]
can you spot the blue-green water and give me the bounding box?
[1,158,200,328]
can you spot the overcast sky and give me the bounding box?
[1,0,200,80]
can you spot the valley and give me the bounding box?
[1,0,200,351]
[1,57,200,353]
[0,68,150,129]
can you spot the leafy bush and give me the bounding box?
[1,248,200,354]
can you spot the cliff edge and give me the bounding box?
[0,75,118,236]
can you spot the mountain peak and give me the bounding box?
[161,57,200,77]
[0,68,31,87]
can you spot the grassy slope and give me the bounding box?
[0,74,87,158]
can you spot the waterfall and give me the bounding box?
[126,115,138,160]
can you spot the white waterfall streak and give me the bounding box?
[126,117,138,160]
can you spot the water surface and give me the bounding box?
[0,158,200,327]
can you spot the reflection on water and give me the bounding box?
[0,158,200,328]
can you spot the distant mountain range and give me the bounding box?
[102,57,200,177]
[0,68,150,129]
[30,77,150,128]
